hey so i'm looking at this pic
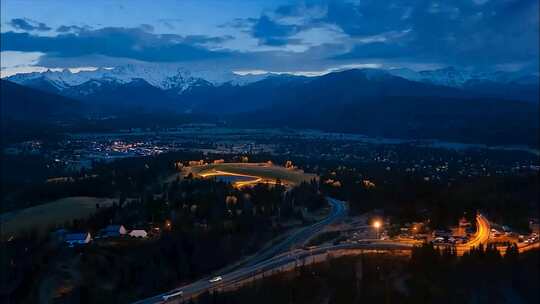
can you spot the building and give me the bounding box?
[65,232,91,246]
[129,230,148,238]
[101,225,127,238]
[454,217,472,237]
[402,222,426,235]
[362,180,376,189]
[432,229,452,238]
[530,218,540,234]
[188,160,205,166]
[412,222,427,233]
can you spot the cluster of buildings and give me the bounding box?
[395,217,474,245]
[55,225,149,247]
[4,127,537,179]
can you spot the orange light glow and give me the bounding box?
[198,170,282,188]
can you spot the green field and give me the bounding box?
[186,162,317,185]
[0,197,114,238]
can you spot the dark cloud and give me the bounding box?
[251,15,300,46]
[243,3,335,47]
[183,35,233,45]
[9,18,51,31]
[260,0,539,68]
[56,25,91,33]
[1,26,232,62]
[333,42,414,60]
[221,18,257,29]
[322,1,407,37]
[3,1,537,71]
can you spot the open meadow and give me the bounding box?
[0,196,114,238]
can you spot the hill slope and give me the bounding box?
[229,70,539,146]
[1,79,81,121]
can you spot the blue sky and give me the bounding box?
[1,0,538,76]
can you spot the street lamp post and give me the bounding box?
[373,220,381,239]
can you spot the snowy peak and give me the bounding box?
[62,77,127,97]
[388,67,539,88]
[6,73,68,93]
[418,67,471,87]
[388,67,473,87]
[5,64,268,93]
[6,65,538,95]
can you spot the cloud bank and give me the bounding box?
[1,0,538,74]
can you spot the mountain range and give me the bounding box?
[2,65,539,146]
[6,65,539,105]
[6,65,266,94]
[230,69,539,146]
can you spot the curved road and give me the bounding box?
[239,197,346,268]
[455,214,490,254]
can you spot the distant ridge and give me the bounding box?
[2,68,538,146]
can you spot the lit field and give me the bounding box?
[0,197,114,239]
[185,163,317,187]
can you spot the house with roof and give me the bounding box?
[129,229,148,238]
[64,232,91,246]
[101,225,127,238]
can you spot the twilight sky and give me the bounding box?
[1,0,538,77]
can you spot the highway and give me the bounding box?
[238,197,346,268]
[134,211,494,303]
[136,241,413,304]
[134,197,347,304]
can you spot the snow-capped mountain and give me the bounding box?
[5,64,270,94]
[8,64,537,94]
[387,67,454,86]
[6,65,538,108]
[388,67,539,87]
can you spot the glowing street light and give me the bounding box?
[373,220,382,239]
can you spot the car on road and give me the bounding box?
[432,237,445,244]
[209,276,222,283]
[162,290,183,301]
